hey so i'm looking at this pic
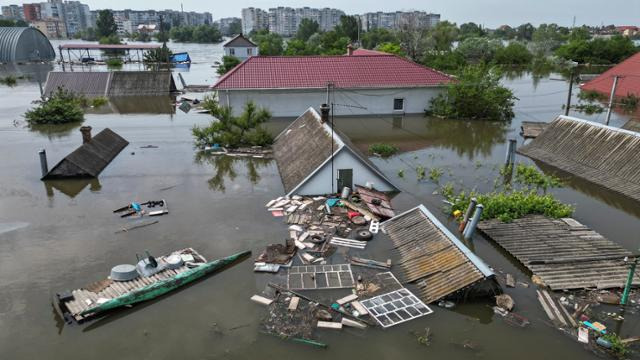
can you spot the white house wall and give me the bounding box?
[223,46,258,60]
[219,87,443,117]
[293,148,395,196]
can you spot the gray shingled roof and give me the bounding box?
[44,71,176,98]
[43,128,129,179]
[272,109,337,193]
[223,34,257,48]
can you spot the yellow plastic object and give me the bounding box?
[453,210,462,217]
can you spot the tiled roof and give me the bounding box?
[213,55,453,90]
[351,48,388,56]
[580,52,640,98]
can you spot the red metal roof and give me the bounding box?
[59,43,160,50]
[213,55,453,90]
[580,52,640,98]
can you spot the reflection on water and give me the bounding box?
[92,96,177,115]
[30,122,84,139]
[0,62,53,84]
[44,178,101,198]
[333,115,509,160]
[194,152,272,192]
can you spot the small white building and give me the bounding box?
[213,48,453,117]
[273,106,397,196]
[222,34,258,60]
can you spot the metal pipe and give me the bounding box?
[39,149,48,178]
[621,257,637,305]
[458,197,477,232]
[463,204,484,240]
[605,75,620,126]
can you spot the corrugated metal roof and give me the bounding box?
[478,215,640,290]
[44,71,177,98]
[44,128,129,179]
[59,43,160,50]
[213,55,453,90]
[44,72,111,97]
[580,52,640,98]
[382,205,494,303]
[518,115,640,203]
[0,27,55,63]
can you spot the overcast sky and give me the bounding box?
[6,0,639,27]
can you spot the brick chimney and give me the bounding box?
[347,44,354,56]
[80,126,92,144]
[320,104,330,123]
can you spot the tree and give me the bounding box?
[192,97,273,148]
[296,18,320,41]
[284,38,318,55]
[427,21,459,52]
[555,35,637,64]
[531,23,567,55]
[25,88,85,125]
[228,20,242,36]
[429,65,517,122]
[217,55,241,75]
[143,43,173,63]
[397,15,432,61]
[459,22,485,40]
[493,42,533,65]
[568,26,591,42]
[251,30,284,55]
[317,31,350,55]
[516,23,535,41]
[422,51,467,73]
[493,25,516,40]
[377,42,405,56]
[336,15,359,41]
[0,19,27,27]
[361,28,396,49]
[170,25,222,43]
[96,10,117,38]
[456,37,503,63]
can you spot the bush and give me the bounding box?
[555,35,637,64]
[369,143,398,157]
[0,75,17,86]
[494,42,533,65]
[143,43,173,63]
[217,55,241,75]
[105,58,123,68]
[192,96,273,148]
[429,65,517,121]
[25,88,85,125]
[514,164,563,192]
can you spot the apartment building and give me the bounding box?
[360,11,440,31]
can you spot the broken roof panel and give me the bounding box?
[382,205,494,303]
[43,128,128,179]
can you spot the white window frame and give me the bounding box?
[393,98,405,111]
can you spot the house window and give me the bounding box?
[247,48,253,56]
[229,48,235,55]
[393,98,404,111]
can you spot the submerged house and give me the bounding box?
[273,106,397,196]
[42,127,128,179]
[222,34,258,60]
[213,48,453,117]
[44,71,177,98]
[580,52,640,99]
[0,27,55,63]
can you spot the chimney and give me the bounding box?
[320,104,330,123]
[80,126,92,144]
[347,44,354,56]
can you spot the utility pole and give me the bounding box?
[565,71,574,116]
[621,255,638,305]
[605,75,620,126]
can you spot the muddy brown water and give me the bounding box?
[1,41,639,359]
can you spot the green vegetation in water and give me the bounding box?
[192,96,273,149]
[89,97,108,108]
[444,189,574,222]
[105,58,123,68]
[369,143,399,157]
[578,90,607,102]
[143,43,173,63]
[170,25,222,43]
[619,94,639,113]
[514,164,563,192]
[25,88,85,125]
[416,166,426,181]
[217,55,241,75]
[429,167,444,182]
[397,169,405,178]
[572,103,605,115]
[0,75,18,86]
[428,65,517,121]
[601,333,629,358]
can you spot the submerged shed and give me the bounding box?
[44,71,177,98]
[518,115,640,203]
[0,27,55,63]
[272,106,397,196]
[43,127,128,179]
[382,205,496,303]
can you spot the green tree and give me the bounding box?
[217,55,241,75]
[429,65,517,121]
[493,42,533,65]
[96,9,117,38]
[568,26,591,41]
[143,43,173,63]
[192,97,273,148]
[555,35,637,64]
[228,20,242,36]
[459,22,485,40]
[422,51,467,73]
[285,38,319,55]
[493,25,516,40]
[25,88,85,125]
[516,23,535,41]
[361,28,396,49]
[456,37,503,63]
[377,42,405,56]
[336,15,359,41]
[318,31,350,55]
[427,20,459,51]
[296,18,320,41]
[0,19,27,27]
[192,24,222,43]
[251,30,284,55]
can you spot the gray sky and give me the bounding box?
[6,0,639,27]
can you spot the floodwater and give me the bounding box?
[1,41,639,360]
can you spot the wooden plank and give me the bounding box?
[336,294,358,305]
[288,296,300,311]
[317,321,342,329]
